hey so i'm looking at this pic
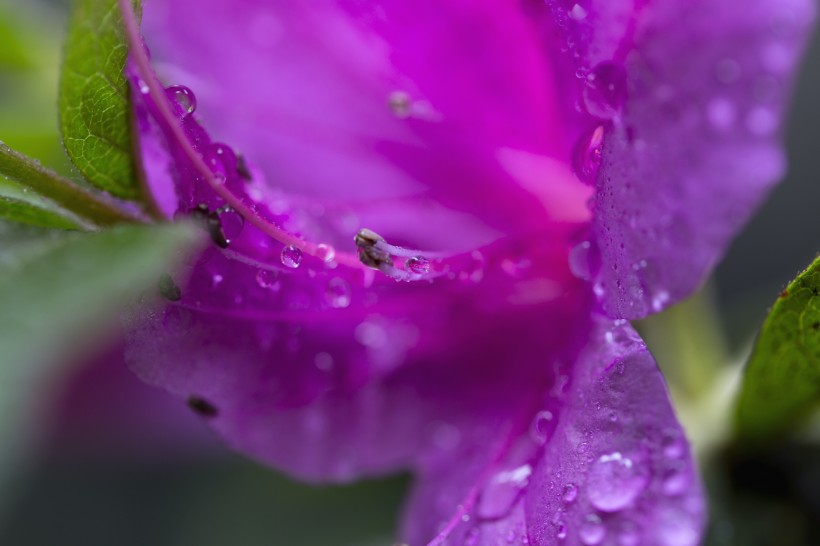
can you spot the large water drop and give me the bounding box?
[281,245,303,269]
[587,452,648,512]
[583,62,627,119]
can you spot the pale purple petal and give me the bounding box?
[525,318,705,546]
[398,318,703,546]
[544,0,815,317]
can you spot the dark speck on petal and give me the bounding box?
[187,396,219,418]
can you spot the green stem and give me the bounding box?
[0,141,141,227]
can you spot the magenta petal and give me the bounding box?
[525,318,705,546]
[549,0,815,317]
[140,0,591,250]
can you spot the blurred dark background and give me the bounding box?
[0,0,818,545]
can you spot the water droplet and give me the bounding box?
[569,240,600,281]
[405,256,430,274]
[461,250,485,283]
[561,483,578,504]
[464,527,481,546]
[569,4,588,20]
[662,430,685,458]
[137,79,150,94]
[531,410,555,445]
[556,523,568,540]
[707,98,737,131]
[316,243,336,263]
[500,255,532,278]
[217,207,244,244]
[314,352,334,371]
[662,464,690,496]
[505,528,516,544]
[715,58,741,84]
[658,509,699,546]
[325,278,352,309]
[355,320,388,348]
[166,85,197,117]
[746,106,777,136]
[256,269,281,291]
[579,514,606,545]
[587,452,649,512]
[617,522,641,546]
[281,245,303,268]
[651,290,670,312]
[477,464,531,520]
[583,62,627,119]
[206,143,237,181]
[572,125,605,184]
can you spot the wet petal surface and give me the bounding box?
[525,318,705,546]
[542,0,815,317]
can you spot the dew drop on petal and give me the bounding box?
[561,483,578,504]
[314,352,334,371]
[661,464,690,496]
[325,277,352,309]
[256,269,281,291]
[316,243,336,263]
[477,464,531,520]
[530,410,555,445]
[217,207,244,244]
[569,3,588,20]
[579,514,606,546]
[165,85,197,117]
[405,256,430,274]
[662,430,685,458]
[617,522,641,546]
[464,527,481,546]
[587,452,648,512]
[281,245,303,269]
[657,509,699,546]
[572,125,605,185]
[583,62,627,119]
[555,519,568,541]
[569,240,600,281]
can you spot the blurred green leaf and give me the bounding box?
[0,195,79,230]
[0,6,37,70]
[59,0,141,199]
[735,256,820,443]
[0,221,200,515]
[0,2,67,172]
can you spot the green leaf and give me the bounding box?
[0,195,80,229]
[735,256,820,443]
[0,221,200,513]
[59,0,141,200]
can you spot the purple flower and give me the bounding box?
[117,0,813,544]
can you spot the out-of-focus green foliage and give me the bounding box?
[0,221,200,516]
[0,196,79,229]
[0,2,67,172]
[736,256,820,443]
[59,0,141,199]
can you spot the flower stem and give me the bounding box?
[0,141,143,227]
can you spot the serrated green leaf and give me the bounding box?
[59,0,141,200]
[0,221,200,514]
[735,256,820,443]
[0,195,80,229]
